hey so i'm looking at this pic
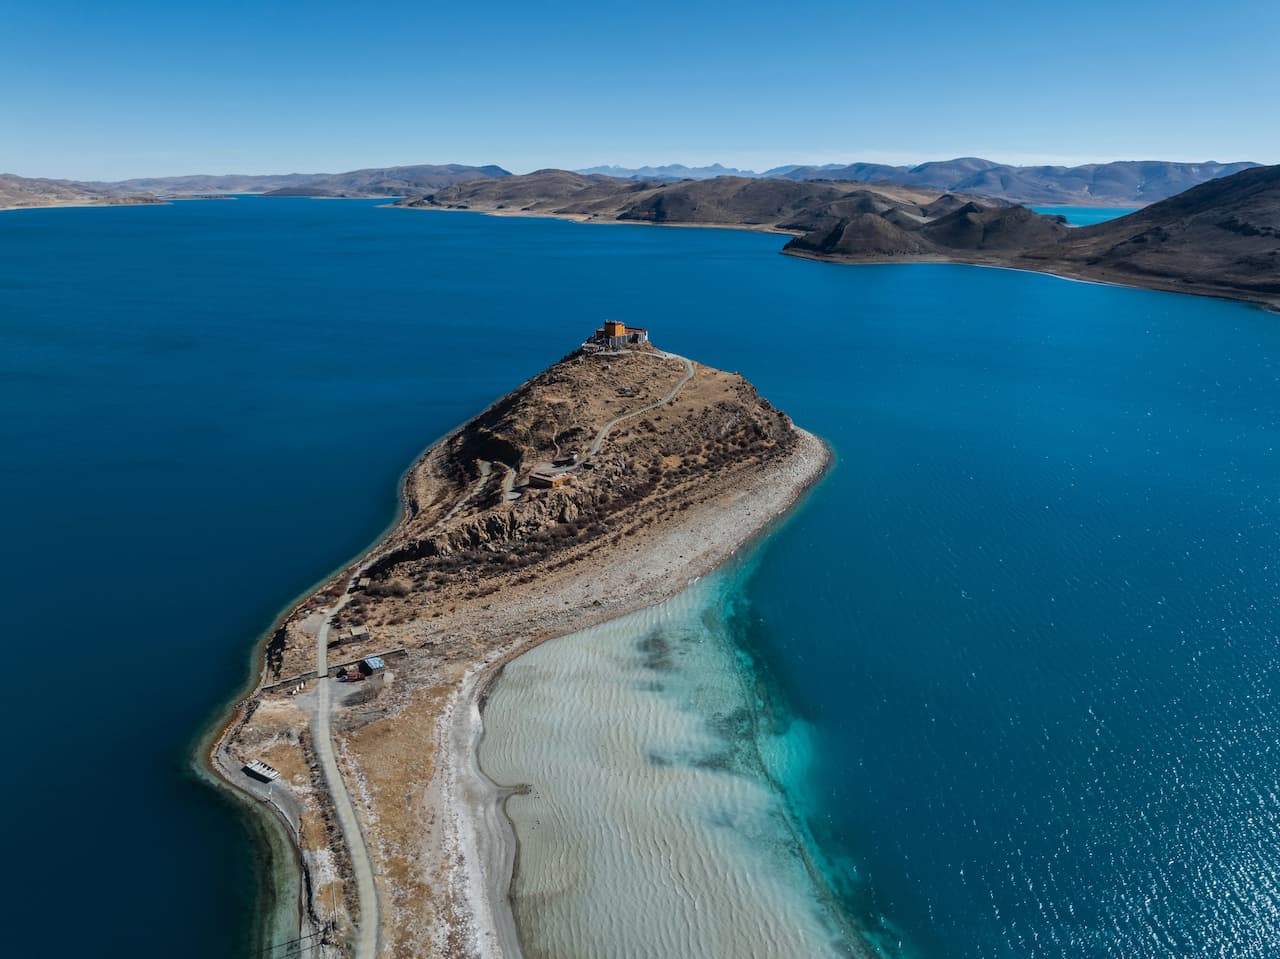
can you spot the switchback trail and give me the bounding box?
[586,350,695,460]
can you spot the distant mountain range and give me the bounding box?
[0,173,160,210]
[6,158,1262,210]
[575,158,1260,205]
[0,164,512,208]
[82,163,512,198]
[772,158,1261,205]
[576,163,759,181]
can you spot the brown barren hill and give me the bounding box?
[783,197,1070,259]
[259,163,511,197]
[212,329,831,958]
[398,169,669,219]
[1016,164,1280,309]
[0,173,159,211]
[784,165,1280,312]
[395,168,978,233]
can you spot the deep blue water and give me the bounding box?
[1032,205,1140,226]
[2,198,1276,958]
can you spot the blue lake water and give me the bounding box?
[1,198,1276,958]
[1032,206,1141,226]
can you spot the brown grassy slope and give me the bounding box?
[398,169,666,218]
[395,169,978,232]
[1016,164,1280,308]
[613,177,951,229]
[263,342,802,681]
[784,199,1070,257]
[354,344,798,627]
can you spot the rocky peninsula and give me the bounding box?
[209,329,829,957]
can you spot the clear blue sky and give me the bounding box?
[4,0,1277,180]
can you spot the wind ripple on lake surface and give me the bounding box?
[479,575,861,959]
[841,460,1280,956]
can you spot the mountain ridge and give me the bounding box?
[576,162,757,181]
[47,163,512,200]
[394,170,968,233]
[574,158,1260,205]
[776,157,1260,205]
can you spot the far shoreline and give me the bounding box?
[12,193,1267,314]
[390,201,1280,315]
[780,246,1280,315]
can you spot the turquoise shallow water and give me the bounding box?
[480,564,858,959]
[1031,205,1141,226]
[1,198,1277,958]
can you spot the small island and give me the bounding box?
[209,325,829,957]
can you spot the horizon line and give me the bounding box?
[3,153,1270,184]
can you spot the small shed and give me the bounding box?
[349,625,370,643]
[349,655,387,688]
[528,470,572,489]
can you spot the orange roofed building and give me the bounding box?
[589,319,649,349]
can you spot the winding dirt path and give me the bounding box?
[585,350,695,460]
[442,459,493,523]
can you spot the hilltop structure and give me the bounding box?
[587,319,649,349]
